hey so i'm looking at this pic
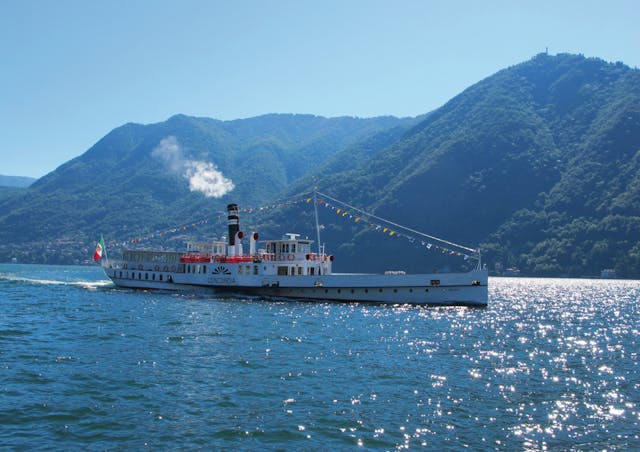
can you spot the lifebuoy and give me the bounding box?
[154,265,159,271]
[288,254,294,261]
[163,265,169,271]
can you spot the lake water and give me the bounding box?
[1,264,639,450]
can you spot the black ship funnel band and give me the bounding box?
[227,203,239,245]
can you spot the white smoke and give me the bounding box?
[184,161,235,198]
[151,136,183,172]
[151,136,234,198]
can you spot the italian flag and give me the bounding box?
[93,236,105,261]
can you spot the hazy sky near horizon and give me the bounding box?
[2,0,639,178]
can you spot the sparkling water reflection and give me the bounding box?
[1,265,639,449]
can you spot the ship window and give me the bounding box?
[145,273,148,280]
[431,279,440,286]
[253,266,258,275]
[159,274,163,281]
[297,267,302,275]
[203,265,207,273]
[139,272,142,279]
[246,265,250,274]
[365,289,368,293]
[310,268,315,276]
[152,273,155,280]
[277,266,288,276]
[119,271,122,278]
[238,266,243,275]
[291,244,296,253]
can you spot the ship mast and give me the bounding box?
[313,187,322,257]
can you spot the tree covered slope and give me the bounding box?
[299,54,640,277]
[0,113,410,262]
[2,53,638,277]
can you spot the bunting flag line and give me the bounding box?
[238,196,312,214]
[119,191,480,263]
[126,218,212,245]
[314,196,480,261]
[123,195,313,246]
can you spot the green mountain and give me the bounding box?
[0,114,410,263]
[1,53,638,278]
[288,53,640,277]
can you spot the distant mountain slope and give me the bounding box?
[0,114,410,261]
[0,175,36,188]
[295,54,640,277]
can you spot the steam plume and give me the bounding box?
[151,136,234,198]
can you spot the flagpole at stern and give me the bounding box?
[101,235,109,267]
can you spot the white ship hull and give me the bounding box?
[102,265,488,306]
[100,202,488,306]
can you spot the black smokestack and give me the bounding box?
[227,203,239,245]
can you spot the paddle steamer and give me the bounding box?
[101,201,488,306]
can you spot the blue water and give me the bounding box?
[1,264,639,450]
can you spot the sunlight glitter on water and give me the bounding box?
[1,266,640,449]
[487,277,640,449]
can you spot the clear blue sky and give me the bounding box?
[1,0,638,178]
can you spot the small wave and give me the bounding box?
[0,274,114,290]
[0,276,67,286]
[69,280,115,290]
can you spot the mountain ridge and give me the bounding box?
[282,53,640,277]
[1,53,638,277]
[0,113,412,252]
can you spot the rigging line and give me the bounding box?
[315,190,479,254]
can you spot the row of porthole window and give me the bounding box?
[118,271,165,282]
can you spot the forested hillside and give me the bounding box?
[0,114,410,263]
[1,53,639,277]
[289,53,640,277]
